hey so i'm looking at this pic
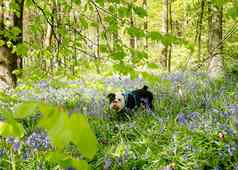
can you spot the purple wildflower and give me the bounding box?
[177,113,187,125]
[6,137,15,144]
[38,80,49,89]
[13,140,20,151]
[104,159,112,170]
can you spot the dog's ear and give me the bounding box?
[107,93,115,100]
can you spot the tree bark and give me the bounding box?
[143,0,148,49]
[160,0,169,68]
[0,0,24,90]
[207,2,224,79]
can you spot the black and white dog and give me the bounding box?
[107,86,153,117]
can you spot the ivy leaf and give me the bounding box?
[126,27,145,38]
[133,6,147,18]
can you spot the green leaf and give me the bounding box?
[141,71,160,82]
[126,27,145,38]
[110,50,126,60]
[147,63,159,69]
[113,63,137,79]
[133,6,147,18]
[96,0,104,6]
[130,49,148,63]
[3,27,21,41]
[118,6,130,18]
[39,104,97,159]
[46,151,89,170]
[99,44,108,53]
[67,114,97,159]
[0,40,5,47]
[14,101,38,119]
[73,0,81,4]
[80,17,89,29]
[0,120,25,138]
[147,31,162,41]
[72,159,89,170]
[16,43,28,56]
[227,2,238,19]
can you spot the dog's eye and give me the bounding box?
[118,99,121,101]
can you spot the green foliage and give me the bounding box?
[126,26,145,38]
[133,6,147,18]
[14,101,38,119]
[38,103,97,160]
[15,43,29,56]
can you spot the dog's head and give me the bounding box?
[107,92,125,112]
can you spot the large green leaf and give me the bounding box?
[46,151,89,170]
[68,114,97,160]
[0,120,25,138]
[39,104,97,159]
[14,101,38,119]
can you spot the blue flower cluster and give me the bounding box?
[26,132,50,150]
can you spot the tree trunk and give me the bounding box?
[160,0,169,68]
[143,0,148,49]
[168,0,172,72]
[129,14,136,48]
[0,0,24,90]
[207,2,224,79]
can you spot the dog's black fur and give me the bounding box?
[107,86,153,119]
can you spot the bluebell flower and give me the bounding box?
[177,113,187,125]
[66,167,75,170]
[38,80,49,89]
[0,149,5,158]
[26,132,50,150]
[13,140,20,151]
[103,158,112,170]
[6,137,15,145]
[188,112,200,119]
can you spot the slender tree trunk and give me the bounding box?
[195,0,205,62]
[168,0,172,72]
[130,12,136,48]
[143,0,148,49]
[95,12,100,73]
[161,0,169,68]
[207,2,224,79]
